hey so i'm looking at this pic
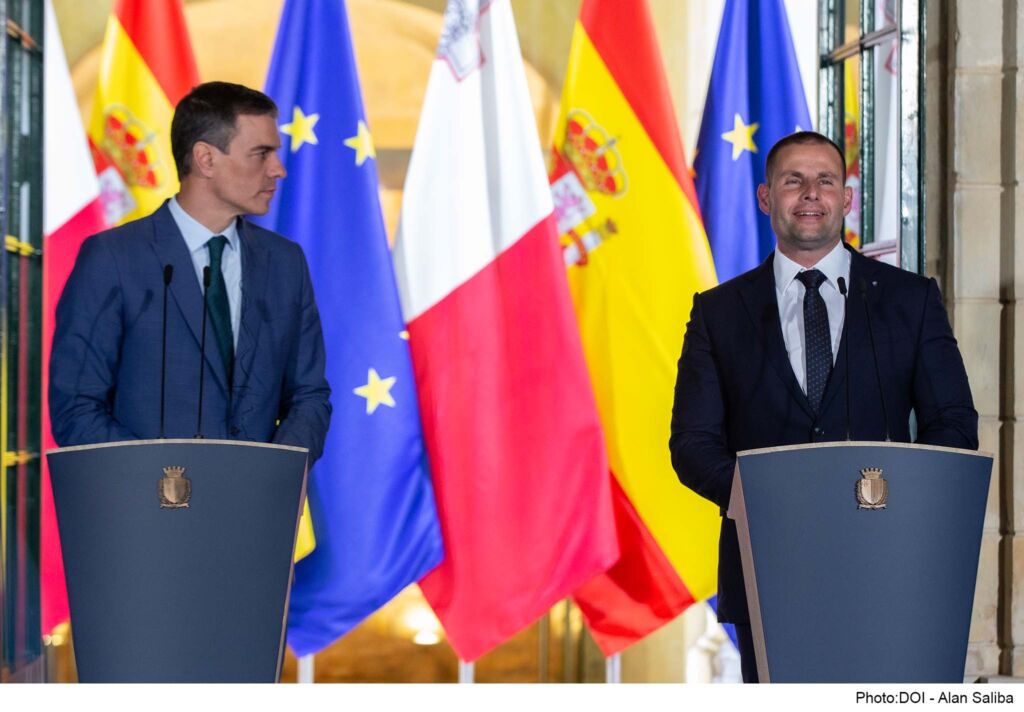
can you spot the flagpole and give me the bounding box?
[605,653,621,683]
[538,611,550,682]
[562,599,574,682]
[458,660,474,683]
[297,654,314,683]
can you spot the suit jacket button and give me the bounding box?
[813,427,824,436]
[230,426,241,436]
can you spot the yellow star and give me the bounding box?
[353,368,396,414]
[280,106,320,153]
[721,114,759,160]
[344,120,376,166]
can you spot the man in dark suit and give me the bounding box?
[50,82,331,462]
[669,131,977,682]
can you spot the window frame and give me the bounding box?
[818,0,924,273]
[0,0,43,682]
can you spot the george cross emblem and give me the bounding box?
[437,0,493,80]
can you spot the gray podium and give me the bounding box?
[47,439,308,682]
[728,441,992,683]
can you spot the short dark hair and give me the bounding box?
[764,131,846,183]
[171,81,278,179]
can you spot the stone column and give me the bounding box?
[941,0,1012,678]
[1008,0,1024,679]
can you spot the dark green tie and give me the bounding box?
[206,235,234,386]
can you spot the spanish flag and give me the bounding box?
[551,0,721,654]
[87,0,198,225]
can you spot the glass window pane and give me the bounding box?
[873,0,898,32]
[841,54,863,248]
[844,0,862,44]
[873,39,901,245]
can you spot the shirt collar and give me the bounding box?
[774,240,851,296]
[168,196,240,254]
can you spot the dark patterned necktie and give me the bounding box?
[206,235,234,387]
[796,269,831,411]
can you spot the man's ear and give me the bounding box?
[756,183,771,216]
[191,141,216,178]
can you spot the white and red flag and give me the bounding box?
[42,0,109,634]
[393,0,618,661]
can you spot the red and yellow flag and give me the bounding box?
[88,0,199,225]
[551,0,721,654]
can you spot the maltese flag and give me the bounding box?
[393,0,618,661]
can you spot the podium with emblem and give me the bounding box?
[728,441,992,683]
[47,439,308,682]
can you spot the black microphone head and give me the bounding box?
[837,276,847,296]
[203,265,211,288]
[163,264,174,285]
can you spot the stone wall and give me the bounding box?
[938,0,1014,678]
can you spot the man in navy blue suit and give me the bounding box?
[670,132,977,682]
[51,82,331,463]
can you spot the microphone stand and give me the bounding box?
[195,266,211,439]
[837,276,851,441]
[159,265,174,438]
[860,278,891,442]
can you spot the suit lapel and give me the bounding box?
[737,254,816,419]
[233,218,270,403]
[149,202,229,394]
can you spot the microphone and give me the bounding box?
[195,266,211,439]
[859,278,891,442]
[837,277,851,441]
[159,265,174,438]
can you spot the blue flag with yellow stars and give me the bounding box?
[254,0,443,656]
[694,0,812,282]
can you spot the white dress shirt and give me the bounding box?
[773,241,850,395]
[168,196,242,347]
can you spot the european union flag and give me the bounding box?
[707,594,739,648]
[694,0,812,281]
[254,0,444,656]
